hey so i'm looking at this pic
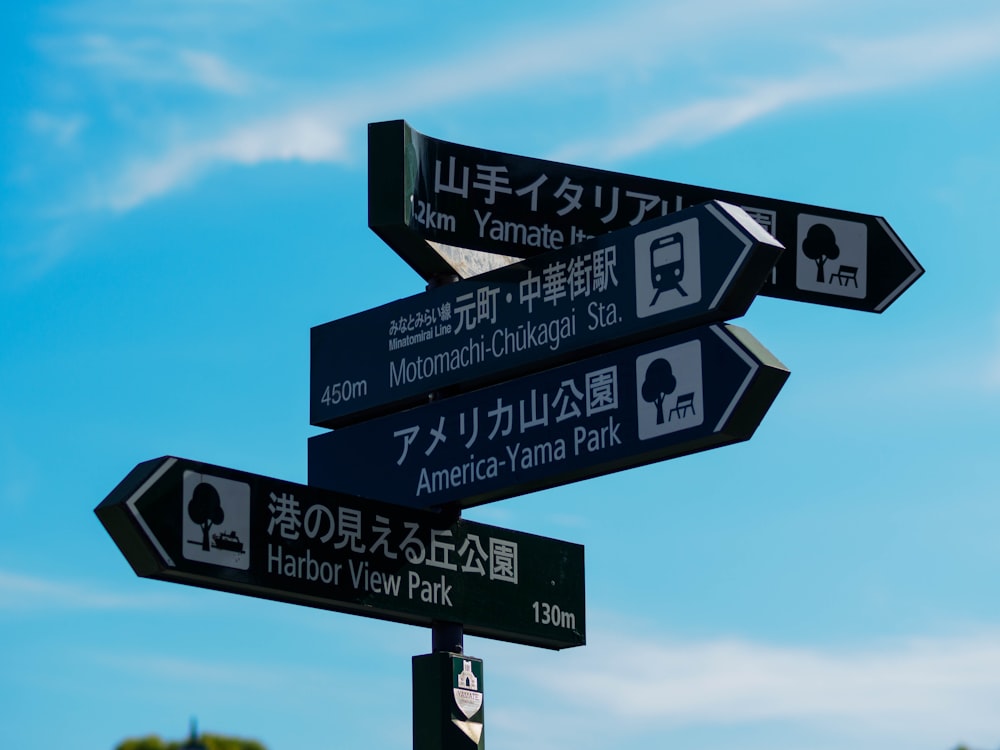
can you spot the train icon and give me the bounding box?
[649,231,687,305]
[635,218,702,318]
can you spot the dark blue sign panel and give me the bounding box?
[309,324,788,510]
[95,457,585,649]
[370,120,923,313]
[312,200,782,428]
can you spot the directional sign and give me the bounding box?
[95,456,586,649]
[313,199,782,428]
[309,323,788,510]
[369,120,923,312]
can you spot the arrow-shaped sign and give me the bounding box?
[95,457,585,649]
[369,120,923,312]
[312,199,782,428]
[309,323,788,510]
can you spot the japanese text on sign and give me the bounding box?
[265,491,519,586]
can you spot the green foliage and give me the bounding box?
[199,734,267,750]
[114,732,266,750]
[115,737,166,750]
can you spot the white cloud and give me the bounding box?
[97,650,286,688]
[787,316,1000,411]
[102,107,351,211]
[51,33,255,95]
[90,646,406,712]
[178,49,253,95]
[0,569,183,612]
[30,0,1000,219]
[73,0,813,213]
[489,626,1000,749]
[552,633,998,722]
[26,111,87,146]
[77,620,1000,749]
[556,13,1000,162]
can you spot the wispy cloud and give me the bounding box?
[96,650,292,689]
[545,632,1000,722]
[21,0,1000,232]
[88,4,1000,214]
[90,647,404,710]
[101,106,351,210]
[48,33,255,95]
[26,111,87,146]
[0,569,184,612]
[556,13,1000,163]
[778,313,1000,418]
[489,626,1000,749]
[178,49,253,95]
[79,620,1000,749]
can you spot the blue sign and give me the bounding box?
[96,457,586,649]
[370,120,922,312]
[312,200,782,427]
[309,324,788,510]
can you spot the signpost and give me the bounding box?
[312,199,783,428]
[92,114,932,750]
[370,119,923,312]
[309,323,789,510]
[95,456,586,650]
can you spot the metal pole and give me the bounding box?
[412,270,484,749]
[431,621,464,654]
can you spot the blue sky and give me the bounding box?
[3,1,1000,748]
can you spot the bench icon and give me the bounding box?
[668,392,696,421]
[829,264,859,287]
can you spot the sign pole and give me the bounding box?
[431,621,465,654]
[423,268,467,658]
[412,253,485,749]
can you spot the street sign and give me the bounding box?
[369,119,923,312]
[95,456,586,650]
[312,199,783,428]
[309,323,788,510]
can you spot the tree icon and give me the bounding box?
[641,357,678,425]
[801,222,840,283]
[188,482,224,551]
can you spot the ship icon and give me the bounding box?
[212,530,245,554]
